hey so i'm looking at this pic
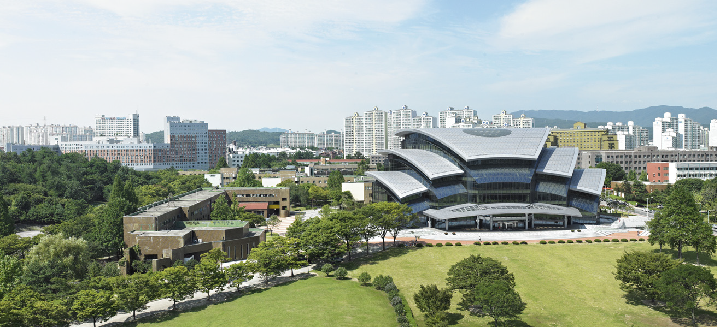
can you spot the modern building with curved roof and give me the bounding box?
[369,127,606,230]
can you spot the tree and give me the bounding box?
[194,249,228,301]
[90,200,128,257]
[247,238,288,284]
[355,207,379,254]
[72,289,117,327]
[614,250,680,301]
[111,273,158,320]
[23,234,90,288]
[214,157,229,170]
[225,262,253,292]
[335,267,348,279]
[328,211,362,261]
[690,221,717,265]
[414,284,453,318]
[387,204,417,246]
[274,236,306,277]
[356,159,369,176]
[321,263,334,277]
[647,187,703,258]
[596,162,625,186]
[675,178,705,194]
[468,280,526,326]
[298,217,346,262]
[155,266,196,310]
[210,194,233,220]
[627,170,636,181]
[266,215,280,235]
[639,170,648,182]
[0,196,14,237]
[228,168,261,187]
[0,285,70,327]
[0,254,21,298]
[358,271,371,286]
[327,170,344,191]
[446,254,515,311]
[657,264,717,326]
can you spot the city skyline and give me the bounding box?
[1,0,716,132]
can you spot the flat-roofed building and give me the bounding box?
[546,122,618,150]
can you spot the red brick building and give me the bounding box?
[208,129,226,169]
[646,162,670,183]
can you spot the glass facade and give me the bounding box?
[373,130,601,219]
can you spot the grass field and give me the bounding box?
[135,276,396,327]
[346,242,717,327]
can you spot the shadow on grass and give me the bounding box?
[621,290,717,326]
[445,312,464,325]
[114,274,314,327]
[342,247,419,270]
[502,319,533,327]
[649,247,717,266]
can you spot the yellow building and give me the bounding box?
[545,122,617,150]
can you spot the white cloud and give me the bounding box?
[493,0,717,61]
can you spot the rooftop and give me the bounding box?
[570,169,606,196]
[423,203,582,220]
[365,171,428,199]
[395,128,551,162]
[380,149,464,180]
[536,147,579,177]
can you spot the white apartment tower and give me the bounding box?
[601,121,649,150]
[413,112,437,128]
[439,106,477,128]
[513,114,535,128]
[710,119,717,147]
[343,107,388,158]
[653,112,706,150]
[492,110,513,127]
[164,116,209,170]
[388,105,417,149]
[95,114,139,138]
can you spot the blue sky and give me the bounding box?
[1,0,716,132]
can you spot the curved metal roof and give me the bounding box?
[570,169,606,195]
[423,203,582,220]
[380,149,464,180]
[366,171,428,200]
[536,147,578,177]
[395,128,550,162]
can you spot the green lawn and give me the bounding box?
[136,277,396,327]
[346,242,717,327]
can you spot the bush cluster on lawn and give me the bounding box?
[371,275,413,327]
[484,241,492,245]
[512,241,520,245]
[540,240,547,244]
[501,241,509,245]
[435,243,443,247]
[455,242,462,246]
[425,243,434,247]
[586,240,593,243]
[335,267,348,280]
[445,242,453,246]
[548,241,555,244]
[558,240,565,244]
[473,241,481,246]
[594,239,602,242]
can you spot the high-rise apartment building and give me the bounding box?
[600,121,649,150]
[208,129,227,169]
[653,112,707,150]
[413,112,437,128]
[388,105,417,149]
[0,126,24,146]
[164,116,209,170]
[438,106,477,128]
[513,114,534,128]
[343,107,388,158]
[279,131,343,149]
[95,114,139,138]
[710,119,717,147]
[60,138,172,170]
[492,111,534,128]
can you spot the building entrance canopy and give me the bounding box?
[423,203,582,220]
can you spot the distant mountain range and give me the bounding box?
[512,105,717,129]
[258,127,288,133]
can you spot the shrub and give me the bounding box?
[501,241,509,245]
[416,242,424,248]
[321,264,334,277]
[540,240,547,244]
[425,243,433,247]
[373,275,394,290]
[473,241,481,246]
[629,239,637,242]
[335,267,348,279]
[492,241,499,245]
[455,242,462,246]
[512,241,520,245]
[571,229,575,232]
[452,232,456,235]
[576,240,583,243]
[577,229,582,232]
[390,296,402,307]
[594,239,602,242]
[384,282,399,297]
[435,243,443,247]
[396,243,405,248]
[558,240,565,244]
[620,239,628,242]
[567,240,574,243]
[548,240,556,244]
[484,241,492,245]
[586,239,593,243]
[638,238,646,242]
[358,272,372,286]
[520,241,528,245]
[612,239,620,242]
[397,315,409,325]
[445,242,453,246]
